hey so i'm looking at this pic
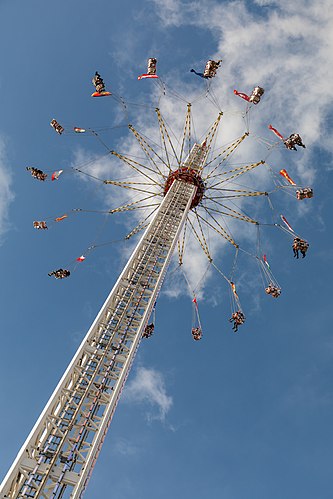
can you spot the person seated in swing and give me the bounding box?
[50,119,64,135]
[293,237,309,258]
[291,133,305,148]
[284,133,305,151]
[191,327,202,341]
[147,58,157,75]
[293,237,301,258]
[203,59,222,78]
[33,220,48,230]
[299,239,309,258]
[92,71,105,93]
[296,187,313,200]
[191,59,222,79]
[48,268,71,279]
[229,311,245,332]
[143,323,154,338]
[27,166,48,181]
[265,283,281,298]
[249,86,265,104]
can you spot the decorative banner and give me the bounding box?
[137,74,159,80]
[230,281,239,299]
[268,124,284,140]
[234,89,250,102]
[91,91,111,97]
[51,170,63,181]
[280,214,294,232]
[279,169,296,186]
[55,214,68,222]
[263,254,270,269]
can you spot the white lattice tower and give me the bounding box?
[0,144,206,499]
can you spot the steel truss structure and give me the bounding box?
[0,146,202,499]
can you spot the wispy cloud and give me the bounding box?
[0,137,14,242]
[113,437,139,456]
[284,365,333,411]
[123,366,173,422]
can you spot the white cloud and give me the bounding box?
[113,437,139,456]
[254,0,277,5]
[150,0,333,156]
[123,366,173,422]
[75,0,332,301]
[0,137,14,241]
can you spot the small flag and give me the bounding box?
[263,255,270,269]
[51,170,63,181]
[268,124,284,140]
[280,215,294,232]
[230,281,239,299]
[76,255,86,262]
[55,214,68,222]
[137,74,159,80]
[234,89,250,102]
[279,169,296,186]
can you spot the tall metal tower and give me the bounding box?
[0,143,207,499]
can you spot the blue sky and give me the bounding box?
[1,1,333,498]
